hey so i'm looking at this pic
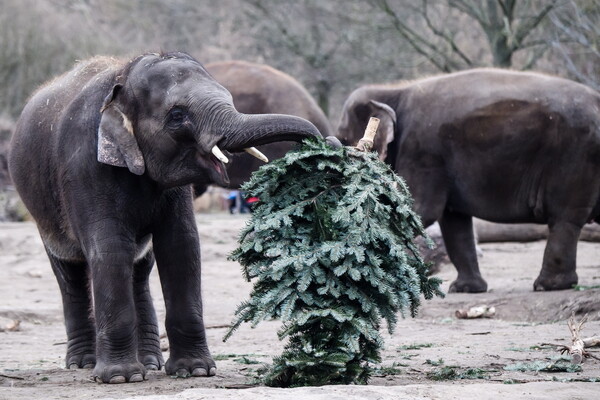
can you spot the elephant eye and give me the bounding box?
[167,107,188,128]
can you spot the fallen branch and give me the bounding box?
[455,305,495,319]
[0,317,20,332]
[568,314,587,364]
[541,313,600,364]
[0,373,25,380]
[583,336,600,348]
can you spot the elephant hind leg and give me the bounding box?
[45,247,96,369]
[439,210,487,293]
[133,250,164,371]
[533,220,580,291]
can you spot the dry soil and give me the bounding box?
[0,214,599,399]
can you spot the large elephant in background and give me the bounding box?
[203,60,331,192]
[337,68,600,293]
[8,52,320,383]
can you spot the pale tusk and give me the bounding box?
[244,147,269,163]
[211,145,229,164]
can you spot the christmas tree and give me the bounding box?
[224,127,443,387]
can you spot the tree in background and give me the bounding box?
[0,0,252,120]
[0,0,105,118]
[369,0,560,71]
[242,0,401,118]
[0,0,598,124]
[549,0,599,90]
[241,0,584,122]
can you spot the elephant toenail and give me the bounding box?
[129,373,144,382]
[145,364,159,371]
[83,363,94,369]
[109,376,127,384]
[209,367,216,376]
[176,368,190,378]
[68,363,78,370]
[192,368,207,376]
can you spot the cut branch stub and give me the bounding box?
[568,313,587,364]
[355,117,380,152]
[541,314,600,363]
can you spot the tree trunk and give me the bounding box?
[316,78,331,117]
[491,39,514,67]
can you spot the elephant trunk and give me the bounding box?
[218,113,323,152]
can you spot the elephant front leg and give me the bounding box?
[153,208,216,378]
[133,251,164,371]
[534,221,580,291]
[439,210,488,293]
[45,248,96,369]
[88,241,146,383]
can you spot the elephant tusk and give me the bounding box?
[211,145,229,164]
[244,147,269,163]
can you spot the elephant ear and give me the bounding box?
[97,85,145,175]
[368,100,396,161]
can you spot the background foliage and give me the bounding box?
[0,0,598,124]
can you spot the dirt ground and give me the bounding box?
[1,213,599,400]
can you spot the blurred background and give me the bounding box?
[0,0,598,217]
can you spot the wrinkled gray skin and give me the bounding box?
[8,52,320,383]
[202,60,331,192]
[337,68,600,293]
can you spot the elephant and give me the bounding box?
[201,60,332,192]
[8,52,320,383]
[337,68,600,293]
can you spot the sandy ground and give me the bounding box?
[0,213,599,400]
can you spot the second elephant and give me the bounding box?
[337,68,600,293]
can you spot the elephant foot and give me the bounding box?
[138,331,164,370]
[449,276,488,293]
[533,271,578,291]
[66,352,96,370]
[93,361,146,384]
[139,352,164,371]
[65,331,96,369]
[166,354,216,378]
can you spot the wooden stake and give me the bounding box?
[355,117,380,152]
[568,314,587,364]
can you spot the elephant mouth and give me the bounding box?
[195,149,230,187]
[210,153,229,186]
[194,142,268,188]
[210,154,226,176]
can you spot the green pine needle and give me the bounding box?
[225,137,443,386]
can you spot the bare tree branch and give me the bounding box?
[373,0,470,71]
[422,0,474,67]
[512,1,558,50]
[449,0,486,24]
[521,42,549,70]
[548,0,600,90]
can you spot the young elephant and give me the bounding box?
[337,68,600,293]
[8,52,320,383]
